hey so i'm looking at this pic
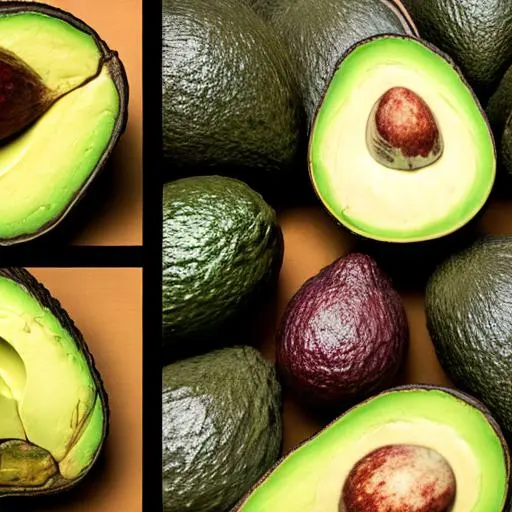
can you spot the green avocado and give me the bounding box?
[487,64,512,180]
[401,0,512,100]
[162,176,283,350]
[309,35,495,243]
[426,236,512,436]
[162,0,303,192]
[162,346,282,512]
[0,2,128,245]
[0,268,108,498]
[268,0,418,126]
[236,386,510,512]
[242,0,278,20]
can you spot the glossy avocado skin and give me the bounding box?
[162,176,284,349]
[162,346,282,512]
[269,0,417,126]
[426,236,512,433]
[162,0,303,191]
[401,0,512,100]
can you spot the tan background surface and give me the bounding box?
[10,268,143,512]
[39,0,142,245]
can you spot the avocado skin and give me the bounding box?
[0,268,108,498]
[426,236,512,434]
[276,253,408,409]
[162,0,303,192]
[269,0,417,126]
[162,176,283,349]
[401,0,512,100]
[242,0,279,20]
[162,346,282,512]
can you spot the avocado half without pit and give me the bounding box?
[236,386,510,512]
[0,2,128,245]
[309,35,496,243]
[0,268,107,497]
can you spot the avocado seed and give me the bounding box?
[340,444,456,512]
[366,87,443,171]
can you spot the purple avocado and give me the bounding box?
[276,253,408,408]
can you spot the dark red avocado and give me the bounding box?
[276,253,408,408]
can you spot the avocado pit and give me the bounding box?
[366,86,443,171]
[340,444,456,512]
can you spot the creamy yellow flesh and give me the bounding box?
[0,277,103,480]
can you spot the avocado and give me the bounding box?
[162,176,284,352]
[401,0,512,100]
[487,63,512,181]
[0,2,128,245]
[426,236,512,436]
[268,0,418,126]
[242,0,278,20]
[235,385,510,512]
[162,0,303,193]
[277,253,408,409]
[309,35,496,243]
[162,346,282,512]
[0,268,108,497]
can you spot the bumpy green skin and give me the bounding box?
[162,0,303,189]
[242,0,279,20]
[162,346,282,512]
[162,176,284,346]
[487,64,512,179]
[402,0,512,100]
[426,236,512,433]
[269,0,417,126]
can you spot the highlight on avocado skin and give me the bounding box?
[0,2,129,245]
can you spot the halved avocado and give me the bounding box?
[236,386,510,511]
[0,268,108,497]
[0,2,128,245]
[309,35,496,243]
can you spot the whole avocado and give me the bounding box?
[401,0,512,100]
[426,236,512,433]
[162,176,283,348]
[162,346,282,512]
[162,0,303,191]
[268,0,418,126]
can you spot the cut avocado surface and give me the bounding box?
[237,386,509,512]
[309,35,496,243]
[0,268,107,497]
[0,2,128,244]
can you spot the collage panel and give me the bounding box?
[2,267,142,511]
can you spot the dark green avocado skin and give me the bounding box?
[162,346,282,512]
[162,0,303,191]
[425,236,512,434]
[269,0,417,126]
[402,0,512,100]
[162,176,284,349]
[243,0,279,20]
[487,64,512,180]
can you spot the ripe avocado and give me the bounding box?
[426,236,512,435]
[0,2,128,244]
[309,35,496,243]
[269,0,418,126]
[235,386,510,512]
[162,176,284,351]
[162,346,282,512]
[277,253,408,409]
[0,268,108,498]
[487,64,512,181]
[162,0,303,193]
[401,0,512,100]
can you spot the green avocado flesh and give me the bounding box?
[0,270,105,496]
[237,387,509,512]
[309,35,495,243]
[0,9,123,243]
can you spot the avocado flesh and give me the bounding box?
[310,35,495,243]
[0,8,124,243]
[0,272,105,495]
[237,387,509,512]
